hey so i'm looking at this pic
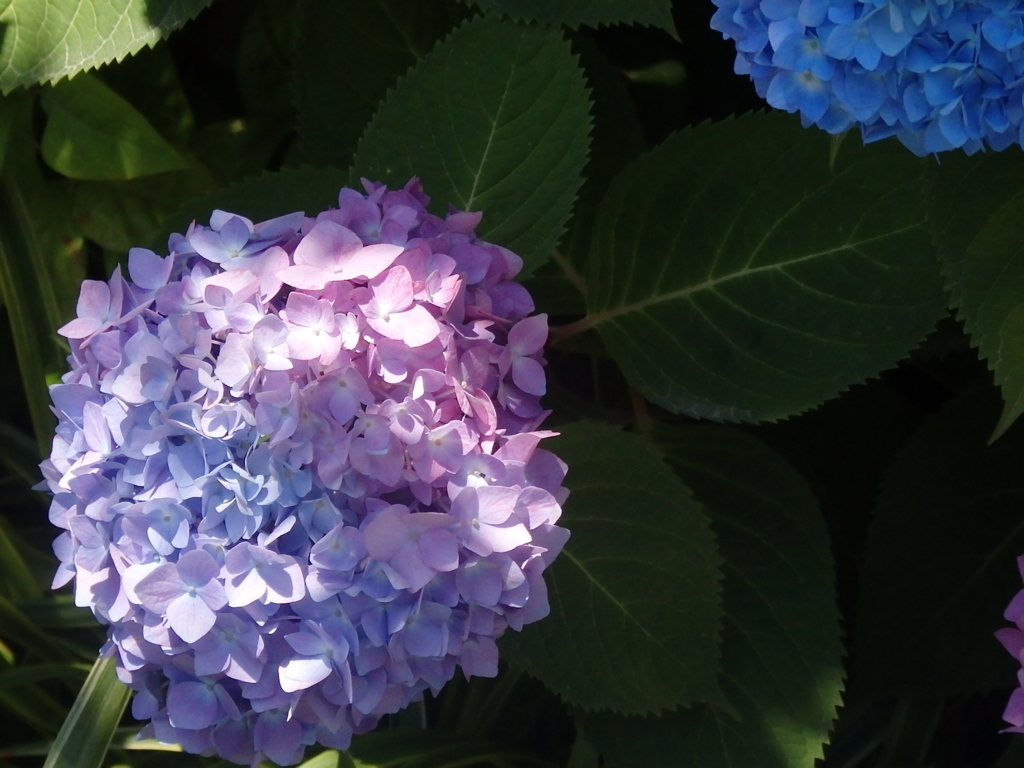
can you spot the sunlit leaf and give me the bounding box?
[0,0,212,93]
[576,112,946,422]
[500,421,724,713]
[41,73,193,180]
[353,14,592,275]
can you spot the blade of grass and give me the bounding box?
[42,655,130,768]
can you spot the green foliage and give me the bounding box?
[577,424,843,767]
[40,73,193,180]
[0,2,1020,766]
[501,421,724,714]
[578,111,947,422]
[353,14,592,275]
[462,0,675,32]
[931,149,1024,439]
[293,0,469,168]
[0,0,212,93]
[853,386,1024,697]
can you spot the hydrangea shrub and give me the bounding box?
[710,0,1024,154]
[40,178,569,765]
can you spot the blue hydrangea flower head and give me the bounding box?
[43,179,569,765]
[710,0,1024,154]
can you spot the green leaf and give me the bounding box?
[0,0,212,93]
[462,0,675,32]
[353,14,592,275]
[298,751,341,768]
[500,420,724,714]
[577,424,844,768]
[41,73,193,180]
[853,385,1024,697]
[156,166,351,249]
[573,112,946,422]
[43,656,130,768]
[293,0,468,168]
[930,150,1024,439]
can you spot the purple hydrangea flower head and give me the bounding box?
[710,0,1024,154]
[42,178,569,766]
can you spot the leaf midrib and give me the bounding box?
[586,223,918,330]
[462,31,523,210]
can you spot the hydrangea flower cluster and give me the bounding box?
[41,178,569,766]
[710,0,1024,154]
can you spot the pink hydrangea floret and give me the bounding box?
[42,178,569,766]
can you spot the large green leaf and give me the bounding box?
[930,149,1024,439]
[43,656,129,768]
[578,424,844,767]
[573,112,946,422]
[462,0,674,32]
[853,385,1024,697]
[0,0,212,93]
[352,14,592,276]
[41,73,193,180]
[293,0,468,168]
[500,420,724,714]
